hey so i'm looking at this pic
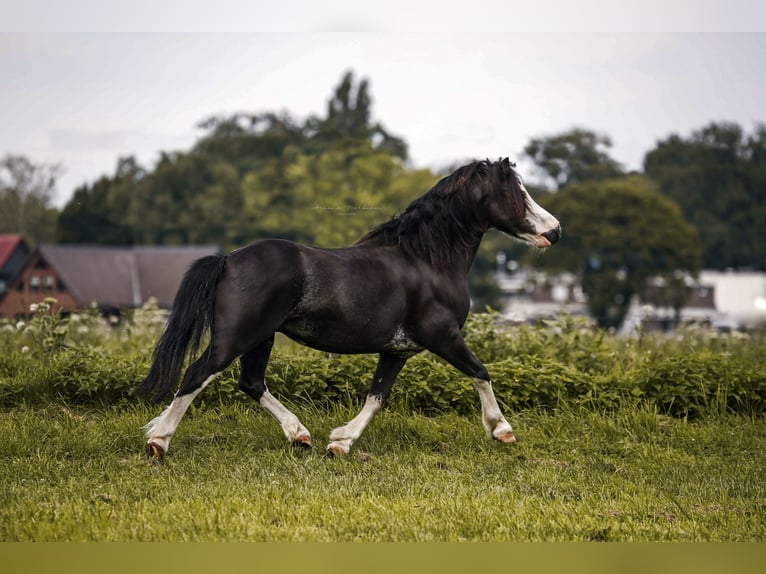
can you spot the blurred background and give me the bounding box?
[1,3,765,331]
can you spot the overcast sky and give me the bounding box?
[2,2,765,206]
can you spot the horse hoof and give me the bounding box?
[326,444,347,458]
[495,431,517,444]
[293,434,313,449]
[145,441,165,460]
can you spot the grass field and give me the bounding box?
[2,305,765,541]
[1,400,764,541]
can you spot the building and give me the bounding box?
[694,270,766,329]
[0,234,31,297]
[495,262,766,331]
[0,245,218,318]
[496,268,587,323]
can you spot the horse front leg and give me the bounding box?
[327,353,407,457]
[472,378,516,443]
[423,327,515,444]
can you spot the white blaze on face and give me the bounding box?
[520,182,560,248]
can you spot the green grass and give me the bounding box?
[2,306,765,540]
[1,401,764,541]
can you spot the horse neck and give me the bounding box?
[446,226,485,278]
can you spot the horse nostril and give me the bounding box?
[542,225,561,245]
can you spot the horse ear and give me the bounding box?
[500,157,512,178]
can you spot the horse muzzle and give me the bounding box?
[537,224,562,247]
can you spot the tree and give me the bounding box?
[194,71,408,167]
[54,73,427,255]
[644,121,766,270]
[125,151,247,247]
[193,111,308,175]
[57,178,133,244]
[307,70,408,160]
[240,142,434,248]
[57,70,417,254]
[524,128,624,190]
[0,154,61,245]
[57,156,143,244]
[529,176,702,329]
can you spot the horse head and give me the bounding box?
[483,157,561,248]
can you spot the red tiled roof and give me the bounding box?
[0,234,23,269]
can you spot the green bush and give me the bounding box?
[1,300,765,417]
[631,351,766,418]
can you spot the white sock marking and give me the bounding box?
[328,395,383,454]
[472,378,513,438]
[144,374,218,451]
[259,390,311,442]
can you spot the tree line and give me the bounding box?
[524,122,766,327]
[2,70,765,327]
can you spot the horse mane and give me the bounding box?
[355,158,526,267]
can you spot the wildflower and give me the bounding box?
[21,346,30,354]
[16,320,25,330]
[29,303,39,313]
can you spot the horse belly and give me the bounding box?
[279,317,387,354]
[280,247,424,354]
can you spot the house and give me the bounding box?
[496,268,587,323]
[494,258,766,330]
[0,234,32,297]
[695,270,766,329]
[0,245,218,318]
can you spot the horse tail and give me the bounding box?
[133,254,227,403]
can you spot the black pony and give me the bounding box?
[136,158,561,459]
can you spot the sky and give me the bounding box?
[1,2,766,207]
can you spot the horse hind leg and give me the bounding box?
[144,347,231,459]
[238,337,312,448]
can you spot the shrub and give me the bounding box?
[1,300,765,417]
[632,350,766,418]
